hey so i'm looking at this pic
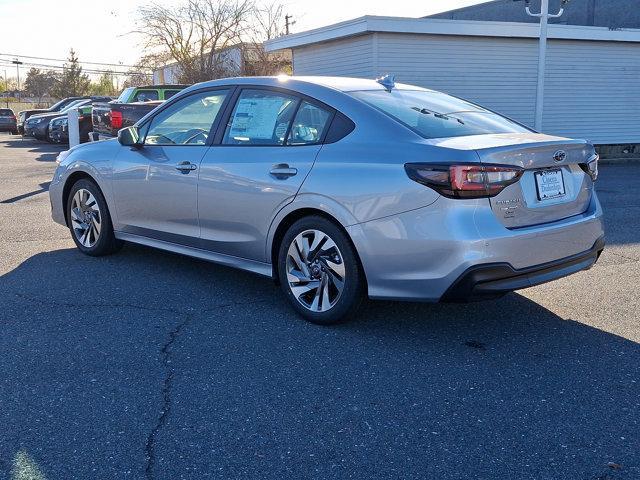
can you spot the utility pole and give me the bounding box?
[525,0,566,131]
[12,59,23,103]
[285,14,296,35]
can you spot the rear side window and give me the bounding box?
[0,109,13,116]
[133,90,159,102]
[350,89,530,139]
[223,89,298,146]
[287,101,332,146]
[164,90,181,100]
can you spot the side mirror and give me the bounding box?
[118,126,142,148]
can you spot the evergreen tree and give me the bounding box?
[51,49,90,97]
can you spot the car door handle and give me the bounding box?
[270,164,298,179]
[175,161,197,173]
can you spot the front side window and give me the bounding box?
[350,89,530,139]
[223,89,298,146]
[287,101,332,145]
[144,89,229,146]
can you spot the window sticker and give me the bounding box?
[229,97,285,140]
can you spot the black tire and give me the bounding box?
[66,179,123,256]
[11,129,18,135]
[277,215,365,325]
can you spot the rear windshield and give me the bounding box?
[0,109,14,116]
[350,89,530,139]
[133,90,159,102]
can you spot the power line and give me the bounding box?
[0,58,149,76]
[0,52,141,69]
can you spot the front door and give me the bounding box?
[111,88,231,244]
[198,88,334,261]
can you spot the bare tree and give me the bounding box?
[242,2,292,76]
[136,0,254,83]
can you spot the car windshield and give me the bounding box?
[48,98,72,111]
[116,87,135,102]
[350,89,531,139]
[0,109,13,116]
[60,100,88,113]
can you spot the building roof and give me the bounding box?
[265,15,640,52]
[427,0,640,29]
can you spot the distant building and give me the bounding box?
[153,43,291,84]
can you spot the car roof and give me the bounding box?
[188,75,430,94]
[134,84,188,90]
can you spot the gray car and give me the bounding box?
[49,76,604,324]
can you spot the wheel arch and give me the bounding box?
[269,207,367,289]
[62,171,102,226]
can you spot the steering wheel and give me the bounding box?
[182,128,208,145]
[147,133,176,145]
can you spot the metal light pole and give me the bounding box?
[525,0,566,131]
[12,59,23,103]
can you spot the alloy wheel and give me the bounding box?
[70,188,102,248]
[286,229,346,312]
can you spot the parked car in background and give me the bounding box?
[90,85,187,141]
[0,108,18,134]
[48,103,101,144]
[18,96,90,134]
[24,97,112,141]
[49,76,604,324]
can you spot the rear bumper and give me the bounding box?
[442,236,605,302]
[347,192,604,302]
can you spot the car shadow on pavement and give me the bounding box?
[0,244,638,479]
[0,136,66,162]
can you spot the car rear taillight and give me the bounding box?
[579,154,598,182]
[111,111,123,129]
[405,163,524,199]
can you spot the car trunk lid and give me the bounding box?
[478,133,595,228]
[427,133,596,228]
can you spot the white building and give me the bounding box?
[265,16,640,146]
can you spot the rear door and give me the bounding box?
[197,88,334,261]
[474,133,596,228]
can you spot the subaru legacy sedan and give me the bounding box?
[49,76,604,324]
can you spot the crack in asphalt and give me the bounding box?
[144,313,193,480]
[5,289,271,479]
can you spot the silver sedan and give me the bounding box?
[50,76,604,324]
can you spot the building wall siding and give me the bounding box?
[292,35,375,78]
[290,32,640,144]
[544,39,640,144]
[375,33,539,128]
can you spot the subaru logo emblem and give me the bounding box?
[553,150,567,162]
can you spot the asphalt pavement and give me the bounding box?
[0,134,638,480]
